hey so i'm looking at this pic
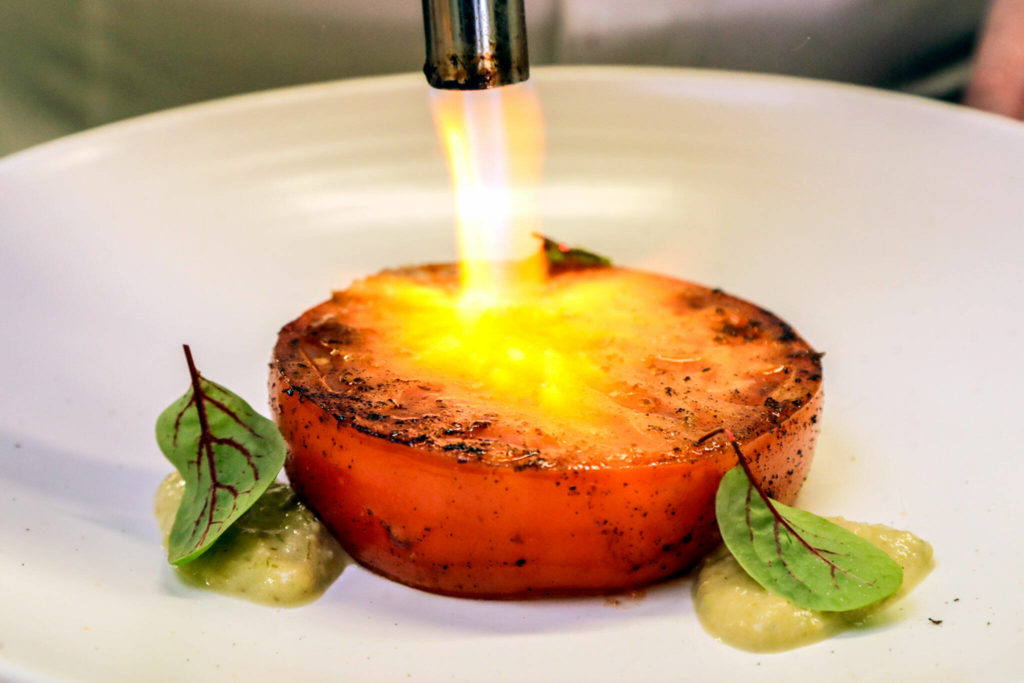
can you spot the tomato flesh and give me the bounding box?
[270,265,823,597]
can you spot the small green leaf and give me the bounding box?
[155,345,287,565]
[538,234,612,269]
[716,467,903,611]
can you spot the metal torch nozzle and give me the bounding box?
[422,0,530,90]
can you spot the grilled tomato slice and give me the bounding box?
[270,264,823,598]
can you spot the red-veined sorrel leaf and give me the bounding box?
[155,345,286,564]
[538,234,611,269]
[712,430,902,611]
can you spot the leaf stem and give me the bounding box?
[697,427,789,514]
[720,428,786,521]
[183,344,210,435]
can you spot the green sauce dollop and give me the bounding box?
[155,473,346,606]
[693,518,934,652]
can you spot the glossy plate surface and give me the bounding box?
[1,67,1021,681]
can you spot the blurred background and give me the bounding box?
[0,0,1002,156]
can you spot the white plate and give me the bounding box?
[1,67,1022,682]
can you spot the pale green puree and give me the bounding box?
[693,518,934,652]
[154,473,346,606]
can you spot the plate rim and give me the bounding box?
[3,65,1023,175]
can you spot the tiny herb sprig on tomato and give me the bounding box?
[703,427,903,611]
[538,234,612,269]
[155,345,287,564]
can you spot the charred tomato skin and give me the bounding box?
[270,266,823,598]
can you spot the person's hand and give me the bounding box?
[966,0,1024,119]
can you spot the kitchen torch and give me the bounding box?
[421,0,530,89]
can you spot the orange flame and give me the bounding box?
[430,82,546,307]
[417,82,601,417]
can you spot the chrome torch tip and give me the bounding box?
[422,0,530,90]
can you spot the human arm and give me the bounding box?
[966,0,1024,119]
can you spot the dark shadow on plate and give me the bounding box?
[0,429,164,543]
[308,563,698,635]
